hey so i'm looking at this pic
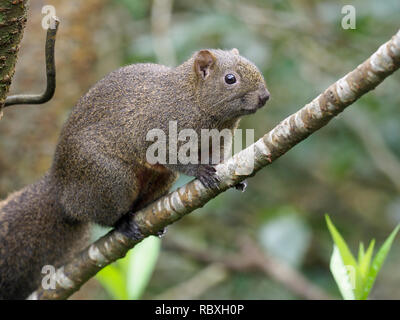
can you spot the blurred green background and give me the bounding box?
[1,0,400,299]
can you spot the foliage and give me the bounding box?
[96,236,161,300]
[326,215,400,300]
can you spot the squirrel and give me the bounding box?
[0,48,269,299]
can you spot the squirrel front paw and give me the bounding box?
[115,213,145,240]
[156,227,167,238]
[196,164,220,189]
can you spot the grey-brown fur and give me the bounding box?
[0,49,269,299]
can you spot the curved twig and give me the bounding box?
[4,16,59,108]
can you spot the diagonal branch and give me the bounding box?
[29,29,400,300]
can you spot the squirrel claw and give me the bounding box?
[115,214,144,241]
[156,227,167,238]
[234,179,248,192]
[196,165,220,189]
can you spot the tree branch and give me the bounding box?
[28,29,400,300]
[0,0,28,117]
[164,235,333,300]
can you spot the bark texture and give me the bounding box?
[0,0,28,115]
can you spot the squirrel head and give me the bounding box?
[190,48,269,123]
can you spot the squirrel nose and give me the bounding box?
[258,90,270,107]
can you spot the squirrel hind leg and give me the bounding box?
[60,179,139,227]
[115,217,168,240]
[114,212,144,240]
[59,156,140,227]
[115,164,178,240]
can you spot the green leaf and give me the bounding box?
[362,225,400,300]
[325,215,357,269]
[353,239,375,299]
[96,264,128,300]
[116,248,131,274]
[359,239,375,278]
[358,242,364,265]
[330,245,355,300]
[126,236,161,300]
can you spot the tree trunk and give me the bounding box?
[0,0,28,116]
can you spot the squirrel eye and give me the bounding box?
[224,74,236,84]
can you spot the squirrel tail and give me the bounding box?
[0,175,89,299]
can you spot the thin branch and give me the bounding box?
[343,109,400,193]
[154,263,229,300]
[4,16,59,108]
[151,0,176,66]
[164,236,333,300]
[295,32,400,194]
[29,29,400,300]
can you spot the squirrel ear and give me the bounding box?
[231,48,239,55]
[194,50,216,80]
